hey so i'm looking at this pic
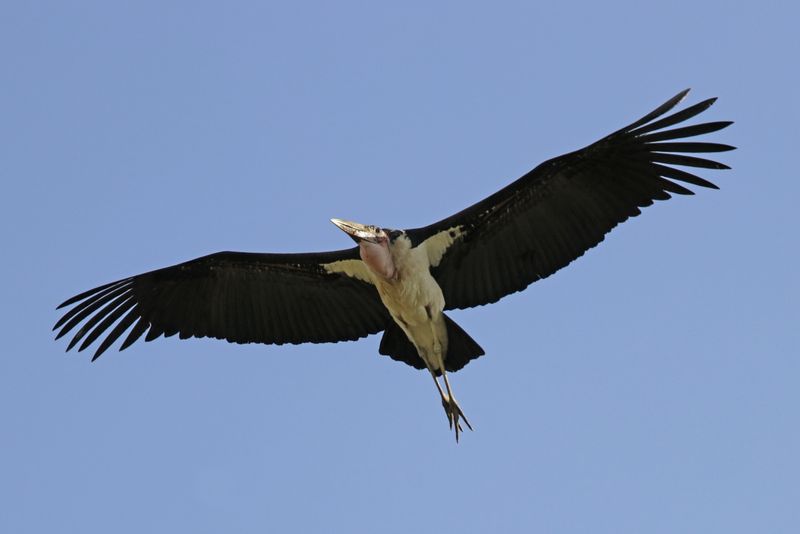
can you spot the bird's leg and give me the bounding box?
[428,370,455,427]
[425,366,467,440]
[425,323,470,441]
[442,370,472,442]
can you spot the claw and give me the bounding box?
[442,394,471,442]
[442,397,453,428]
[430,369,473,442]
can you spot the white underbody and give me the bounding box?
[370,235,448,373]
[323,227,464,374]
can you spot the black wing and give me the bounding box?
[406,89,734,310]
[54,249,390,360]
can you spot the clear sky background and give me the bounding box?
[2,1,797,533]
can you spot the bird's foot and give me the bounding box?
[441,394,473,442]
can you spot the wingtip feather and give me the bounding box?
[66,333,83,352]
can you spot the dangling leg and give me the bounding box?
[407,313,472,441]
[426,364,471,442]
[442,369,472,442]
[428,316,471,441]
[427,370,455,428]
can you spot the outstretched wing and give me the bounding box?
[407,89,734,310]
[54,249,389,360]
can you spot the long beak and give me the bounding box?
[330,218,381,244]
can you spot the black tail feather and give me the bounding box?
[378,320,426,370]
[378,314,485,375]
[442,315,485,372]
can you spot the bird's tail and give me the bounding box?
[442,314,485,372]
[378,314,485,375]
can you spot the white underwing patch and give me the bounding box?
[422,225,464,267]
[322,259,374,284]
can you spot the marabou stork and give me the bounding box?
[54,89,734,441]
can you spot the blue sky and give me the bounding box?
[2,1,798,533]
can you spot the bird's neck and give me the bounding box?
[359,240,397,280]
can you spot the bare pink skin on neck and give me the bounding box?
[359,239,397,280]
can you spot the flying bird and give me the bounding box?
[54,89,733,441]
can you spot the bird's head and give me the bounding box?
[331,218,401,280]
[330,218,389,244]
